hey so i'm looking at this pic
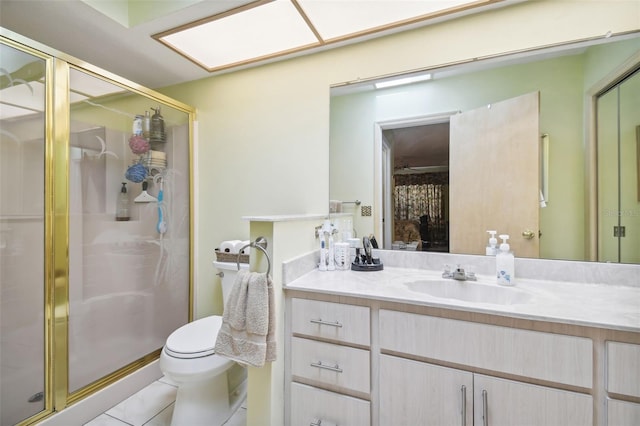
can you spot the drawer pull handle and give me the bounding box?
[310,318,343,328]
[310,419,338,426]
[461,385,467,426]
[310,361,343,373]
[482,389,489,426]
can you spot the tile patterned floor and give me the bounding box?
[83,376,246,426]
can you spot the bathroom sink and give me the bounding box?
[405,280,533,305]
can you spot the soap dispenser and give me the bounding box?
[496,234,514,286]
[116,182,130,221]
[486,230,498,256]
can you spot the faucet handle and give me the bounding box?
[465,265,477,281]
[442,264,453,278]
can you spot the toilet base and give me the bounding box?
[170,371,245,426]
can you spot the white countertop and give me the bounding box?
[284,266,640,332]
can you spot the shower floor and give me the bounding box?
[82,376,247,426]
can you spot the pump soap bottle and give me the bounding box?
[116,182,130,221]
[496,234,514,286]
[486,230,498,255]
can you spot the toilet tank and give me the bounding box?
[213,261,249,306]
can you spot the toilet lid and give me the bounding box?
[165,315,222,359]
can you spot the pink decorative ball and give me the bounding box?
[129,135,150,154]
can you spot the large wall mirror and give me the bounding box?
[330,33,640,264]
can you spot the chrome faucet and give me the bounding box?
[442,264,477,281]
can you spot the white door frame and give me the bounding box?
[374,111,458,248]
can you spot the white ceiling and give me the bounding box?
[0,0,513,89]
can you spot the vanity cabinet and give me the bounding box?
[289,298,371,425]
[606,342,640,425]
[380,354,592,426]
[285,290,636,426]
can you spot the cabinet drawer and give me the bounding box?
[379,309,592,388]
[290,382,370,426]
[607,341,640,398]
[292,298,370,346]
[607,399,640,426]
[292,336,370,395]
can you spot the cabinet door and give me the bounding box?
[608,399,640,426]
[380,354,473,426]
[473,375,592,426]
[607,341,640,398]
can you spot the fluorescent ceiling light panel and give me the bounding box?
[299,0,481,40]
[70,92,89,104]
[69,68,126,98]
[375,73,432,89]
[158,1,319,70]
[0,81,45,111]
[0,103,39,120]
[155,0,501,72]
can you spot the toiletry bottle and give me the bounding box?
[319,237,327,271]
[335,242,350,270]
[116,182,130,221]
[142,110,151,139]
[150,107,166,143]
[496,234,515,286]
[327,230,336,271]
[486,230,498,255]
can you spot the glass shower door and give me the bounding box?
[0,43,47,426]
[597,67,640,263]
[67,68,191,395]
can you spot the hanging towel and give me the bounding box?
[214,269,276,367]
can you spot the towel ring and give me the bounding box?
[237,237,271,276]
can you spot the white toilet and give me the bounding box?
[160,261,248,426]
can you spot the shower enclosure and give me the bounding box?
[597,67,640,264]
[0,32,194,425]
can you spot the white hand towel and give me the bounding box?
[214,270,276,367]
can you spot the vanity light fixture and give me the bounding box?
[374,73,432,89]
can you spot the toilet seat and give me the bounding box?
[165,315,223,359]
